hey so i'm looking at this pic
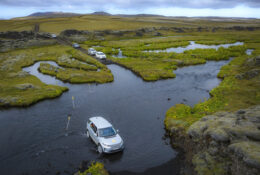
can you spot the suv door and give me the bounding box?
[89,122,99,144]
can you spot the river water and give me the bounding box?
[145,41,243,53]
[0,57,231,175]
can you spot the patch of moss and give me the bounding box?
[192,151,230,175]
[38,63,113,84]
[0,72,68,107]
[110,57,176,81]
[77,162,109,175]
[229,141,260,169]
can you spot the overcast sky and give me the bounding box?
[0,0,260,19]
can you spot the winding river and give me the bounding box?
[0,57,231,175]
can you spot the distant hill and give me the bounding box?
[91,11,111,16]
[28,12,81,18]
[118,14,165,17]
[11,11,258,20]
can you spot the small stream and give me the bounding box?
[113,49,126,58]
[23,61,66,86]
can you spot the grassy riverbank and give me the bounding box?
[165,40,260,131]
[0,45,113,107]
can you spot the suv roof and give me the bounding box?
[89,116,112,129]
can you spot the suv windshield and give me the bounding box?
[98,127,116,137]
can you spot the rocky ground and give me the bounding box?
[0,31,57,52]
[169,105,260,175]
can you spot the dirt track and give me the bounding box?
[55,37,114,65]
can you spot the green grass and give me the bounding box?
[39,62,113,83]
[110,57,177,81]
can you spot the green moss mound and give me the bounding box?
[77,162,109,175]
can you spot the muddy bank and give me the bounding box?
[168,106,260,175]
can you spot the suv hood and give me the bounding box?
[100,134,122,146]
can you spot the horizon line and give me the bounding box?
[2,11,259,20]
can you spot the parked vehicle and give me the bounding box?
[51,34,57,38]
[88,48,97,55]
[95,52,106,60]
[86,116,124,154]
[72,43,80,48]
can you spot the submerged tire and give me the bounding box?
[98,144,103,154]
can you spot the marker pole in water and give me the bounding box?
[72,96,75,109]
[66,115,71,131]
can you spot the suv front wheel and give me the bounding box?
[98,144,103,154]
[86,130,90,138]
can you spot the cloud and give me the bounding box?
[0,0,259,19]
[0,0,260,9]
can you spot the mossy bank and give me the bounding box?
[164,49,260,174]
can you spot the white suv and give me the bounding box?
[86,116,124,154]
[72,43,80,48]
[95,52,106,60]
[88,48,96,55]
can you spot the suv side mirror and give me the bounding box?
[117,129,119,133]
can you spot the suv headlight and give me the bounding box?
[101,143,111,147]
